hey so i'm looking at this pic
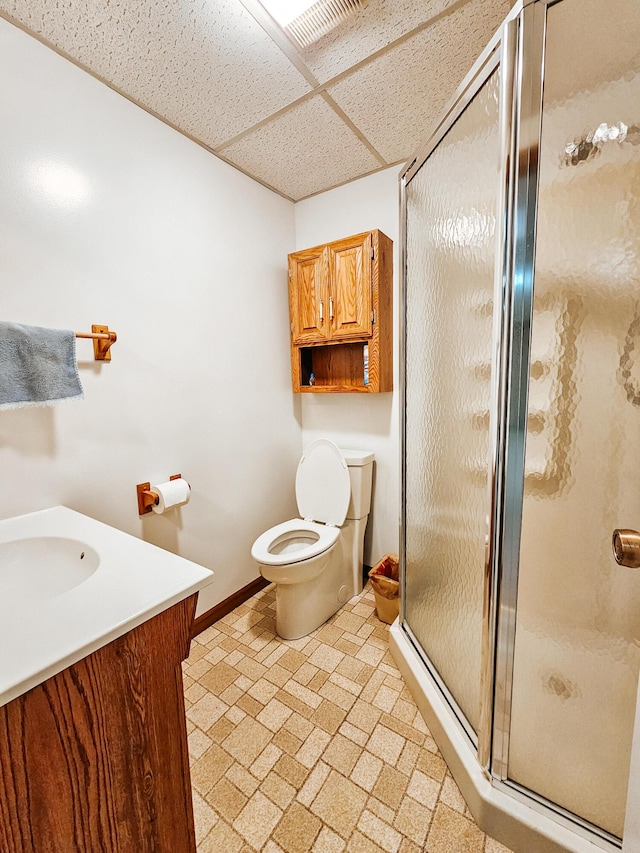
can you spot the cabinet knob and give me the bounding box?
[319,300,324,323]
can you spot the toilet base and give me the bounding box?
[272,539,355,639]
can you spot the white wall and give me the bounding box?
[0,19,301,615]
[295,167,402,565]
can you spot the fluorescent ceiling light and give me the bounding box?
[261,0,316,27]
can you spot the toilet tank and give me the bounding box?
[341,450,375,519]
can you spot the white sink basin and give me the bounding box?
[0,506,213,706]
[0,537,100,601]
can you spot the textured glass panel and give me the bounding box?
[508,0,640,837]
[404,69,500,734]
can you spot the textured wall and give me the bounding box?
[0,18,301,615]
[294,166,402,567]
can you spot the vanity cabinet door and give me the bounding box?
[328,232,372,341]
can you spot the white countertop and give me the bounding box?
[0,506,213,706]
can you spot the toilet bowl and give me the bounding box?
[251,439,374,640]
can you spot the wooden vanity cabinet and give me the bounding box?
[0,595,198,853]
[288,229,393,393]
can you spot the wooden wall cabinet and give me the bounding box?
[288,229,393,393]
[0,596,198,853]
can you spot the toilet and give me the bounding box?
[251,439,374,640]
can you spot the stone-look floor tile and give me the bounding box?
[250,742,282,780]
[273,728,304,756]
[274,753,310,788]
[237,693,264,717]
[284,711,314,741]
[221,715,273,767]
[334,611,366,634]
[426,804,485,853]
[192,790,218,844]
[293,662,320,685]
[313,825,346,852]
[207,715,235,744]
[439,773,467,814]
[225,705,246,725]
[297,728,332,769]
[322,732,363,776]
[358,808,403,853]
[273,801,323,853]
[371,765,408,811]
[199,661,240,695]
[393,797,431,847]
[346,829,387,852]
[261,771,298,810]
[185,681,208,704]
[308,669,331,692]
[186,692,228,732]
[198,820,243,853]
[398,839,422,853]
[340,721,370,747]
[320,679,359,712]
[308,644,346,673]
[347,700,382,735]
[406,768,440,810]
[257,697,294,732]
[311,770,368,839]
[315,624,344,646]
[191,743,234,796]
[189,583,515,853]
[416,749,447,782]
[367,724,406,767]
[206,776,248,823]
[391,698,417,725]
[311,699,348,735]
[372,685,400,713]
[396,740,420,777]
[366,796,395,826]
[351,750,384,790]
[264,663,292,688]
[233,790,283,850]
[188,727,212,760]
[298,761,331,807]
[249,677,281,704]
[279,648,308,672]
[225,763,261,798]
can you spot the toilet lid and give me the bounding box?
[295,439,350,527]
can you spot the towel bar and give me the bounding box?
[76,325,117,361]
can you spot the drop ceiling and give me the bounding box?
[0,0,513,201]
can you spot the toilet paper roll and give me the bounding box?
[151,478,191,514]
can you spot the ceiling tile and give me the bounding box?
[327,0,511,164]
[297,0,461,84]
[2,0,311,147]
[220,96,382,200]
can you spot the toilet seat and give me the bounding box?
[251,518,339,567]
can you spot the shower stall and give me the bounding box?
[391,0,640,850]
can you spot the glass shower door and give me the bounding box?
[506,0,640,839]
[403,64,502,737]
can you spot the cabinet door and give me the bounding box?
[289,247,327,344]
[328,233,372,340]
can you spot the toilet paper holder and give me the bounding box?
[136,474,186,515]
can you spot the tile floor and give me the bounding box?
[183,582,513,853]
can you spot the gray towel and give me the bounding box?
[0,322,83,409]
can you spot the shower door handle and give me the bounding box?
[612,529,640,568]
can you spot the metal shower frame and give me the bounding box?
[398,0,621,847]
